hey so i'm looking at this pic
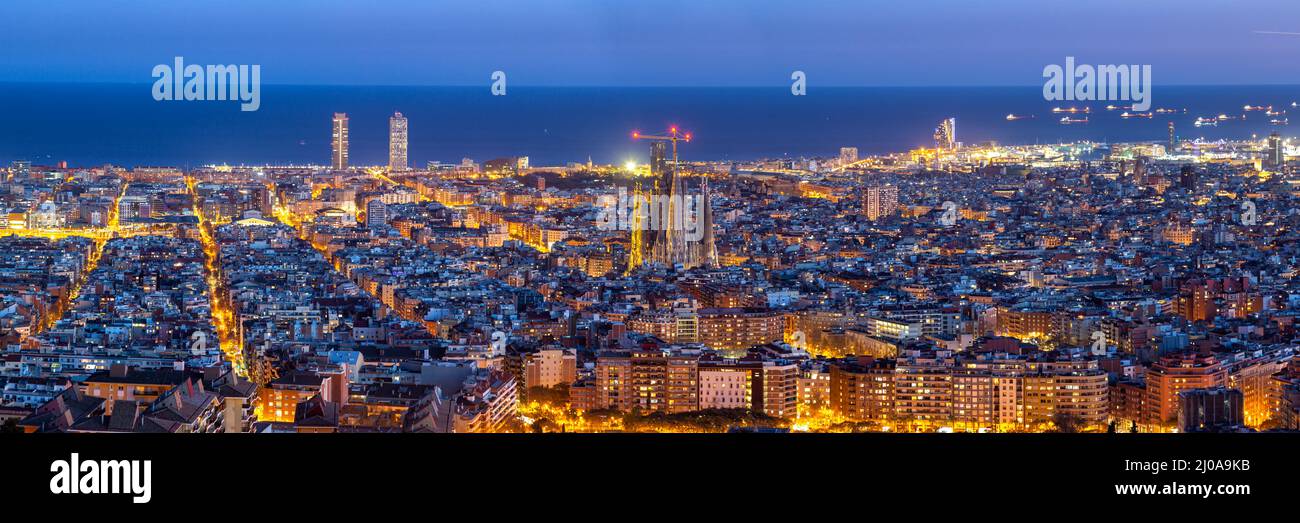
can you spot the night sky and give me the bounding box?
[2,0,1299,86]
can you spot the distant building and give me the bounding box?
[1109,379,1147,430]
[698,362,758,410]
[257,370,328,423]
[1146,352,1226,426]
[83,365,189,408]
[825,351,1108,429]
[839,147,859,166]
[366,199,387,231]
[761,361,800,418]
[1161,222,1196,245]
[9,160,30,182]
[697,307,785,354]
[404,368,517,433]
[524,348,577,389]
[594,349,700,413]
[1272,359,1300,430]
[19,376,226,433]
[484,157,525,175]
[293,394,341,433]
[1179,165,1197,190]
[862,185,899,221]
[830,357,896,422]
[934,118,956,150]
[332,112,349,169]
[1178,387,1243,432]
[650,141,669,180]
[569,380,596,411]
[1265,132,1283,171]
[27,201,65,229]
[799,366,833,410]
[389,112,408,172]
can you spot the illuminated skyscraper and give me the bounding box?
[1266,132,1283,171]
[367,199,387,231]
[332,113,349,170]
[934,118,956,150]
[863,185,899,221]
[650,141,669,187]
[389,112,408,172]
[839,147,859,166]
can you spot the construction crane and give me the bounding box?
[629,127,691,189]
[632,126,693,164]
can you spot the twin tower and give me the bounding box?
[331,112,408,172]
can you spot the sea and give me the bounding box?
[1,83,1297,168]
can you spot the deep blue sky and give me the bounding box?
[3,0,1300,86]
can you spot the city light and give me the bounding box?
[5,2,1300,514]
[187,176,246,376]
[2,20,1295,443]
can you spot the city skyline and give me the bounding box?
[4,83,1299,169]
[5,125,1298,433]
[4,2,1297,514]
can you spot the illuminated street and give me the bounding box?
[186,176,245,375]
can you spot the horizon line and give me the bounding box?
[3,80,1300,89]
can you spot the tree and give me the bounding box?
[249,355,280,387]
[531,418,558,433]
[525,384,570,407]
[1050,412,1082,433]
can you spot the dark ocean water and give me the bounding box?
[1,83,1297,168]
